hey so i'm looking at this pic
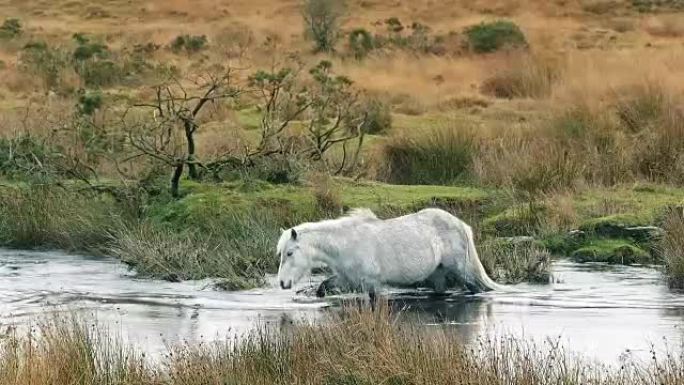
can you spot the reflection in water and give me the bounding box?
[1,249,683,363]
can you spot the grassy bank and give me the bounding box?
[3,178,684,289]
[1,304,683,385]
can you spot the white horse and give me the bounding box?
[276,208,503,299]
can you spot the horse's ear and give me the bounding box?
[291,228,298,240]
[280,227,285,233]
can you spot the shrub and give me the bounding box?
[348,28,374,59]
[377,126,477,185]
[70,34,125,87]
[170,34,208,54]
[302,0,345,52]
[77,89,103,115]
[356,98,392,134]
[465,20,527,53]
[0,17,22,38]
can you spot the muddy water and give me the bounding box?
[1,249,683,363]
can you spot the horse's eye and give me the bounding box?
[286,251,293,257]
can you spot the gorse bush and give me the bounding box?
[0,17,22,38]
[465,20,527,53]
[71,34,124,87]
[348,28,374,59]
[170,34,208,54]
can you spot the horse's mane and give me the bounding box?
[277,208,379,253]
[295,207,378,233]
[344,207,377,219]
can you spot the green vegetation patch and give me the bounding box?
[464,20,527,53]
[570,238,651,264]
[481,203,546,237]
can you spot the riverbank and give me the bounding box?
[2,178,684,289]
[1,303,682,385]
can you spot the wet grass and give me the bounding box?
[3,178,684,289]
[1,304,683,385]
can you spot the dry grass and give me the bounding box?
[2,304,684,385]
[661,208,684,289]
[480,51,562,99]
[644,15,684,38]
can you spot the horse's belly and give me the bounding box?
[380,261,438,286]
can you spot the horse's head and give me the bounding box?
[276,228,310,290]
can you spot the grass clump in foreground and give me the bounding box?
[2,304,684,385]
[661,209,684,289]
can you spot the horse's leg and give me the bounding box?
[368,286,377,311]
[316,275,339,298]
[426,266,449,295]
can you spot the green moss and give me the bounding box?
[579,213,651,233]
[570,239,651,264]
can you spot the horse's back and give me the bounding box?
[361,209,464,284]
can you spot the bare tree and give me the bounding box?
[124,67,241,197]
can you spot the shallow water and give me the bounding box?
[1,248,683,363]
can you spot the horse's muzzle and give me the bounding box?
[280,280,292,290]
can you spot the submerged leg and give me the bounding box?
[426,266,449,295]
[368,286,377,311]
[316,275,342,298]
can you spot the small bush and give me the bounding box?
[465,20,527,53]
[0,17,22,38]
[77,90,103,115]
[302,0,346,52]
[377,126,477,185]
[356,98,392,134]
[69,34,125,87]
[348,28,374,59]
[170,34,208,54]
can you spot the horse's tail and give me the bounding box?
[462,224,507,293]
